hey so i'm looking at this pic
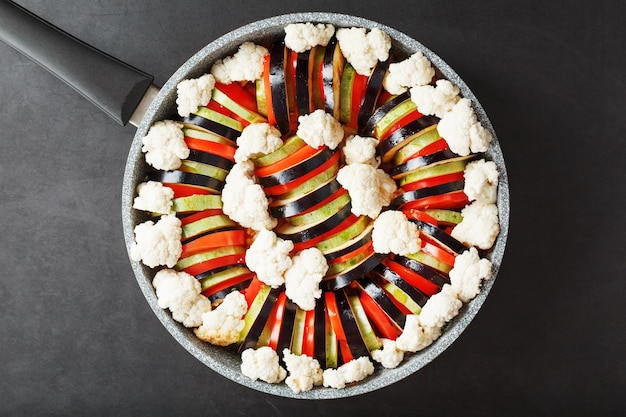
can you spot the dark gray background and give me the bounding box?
[1,0,624,415]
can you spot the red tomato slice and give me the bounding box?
[301,308,317,358]
[164,183,214,198]
[403,209,439,226]
[180,230,246,258]
[202,272,255,298]
[182,252,246,276]
[380,109,424,140]
[359,292,401,340]
[268,292,288,350]
[338,340,354,363]
[404,138,451,162]
[325,292,347,342]
[178,209,224,226]
[400,172,466,193]
[421,240,456,267]
[328,240,373,266]
[205,99,233,118]
[262,55,276,126]
[215,82,259,114]
[254,143,322,178]
[349,72,368,130]
[184,137,236,162]
[401,190,469,211]
[243,277,263,307]
[383,258,441,297]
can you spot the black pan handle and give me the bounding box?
[0,0,155,126]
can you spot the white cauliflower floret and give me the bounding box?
[419,284,463,329]
[464,159,499,204]
[221,160,277,231]
[342,135,379,166]
[449,247,493,303]
[336,27,391,76]
[245,229,294,288]
[152,269,212,328]
[372,210,421,255]
[383,52,435,95]
[132,181,174,215]
[284,248,328,311]
[410,79,461,118]
[234,122,283,163]
[130,214,182,268]
[141,120,189,170]
[371,338,404,369]
[284,23,335,53]
[240,346,287,384]
[194,291,248,346]
[322,356,375,389]
[395,314,442,352]
[337,163,397,218]
[438,98,492,156]
[210,42,269,84]
[451,201,500,250]
[282,349,324,393]
[296,109,345,150]
[175,73,216,117]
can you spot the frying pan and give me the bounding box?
[0,1,510,399]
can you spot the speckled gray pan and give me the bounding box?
[122,12,510,399]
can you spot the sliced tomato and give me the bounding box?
[182,252,246,276]
[184,136,236,162]
[403,209,439,226]
[268,292,288,350]
[380,110,424,141]
[383,258,441,297]
[178,209,223,226]
[262,55,276,126]
[338,340,354,364]
[403,138,450,162]
[359,291,401,340]
[327,239,373,266]
[291,213,360,252]
[421,240,456,267]
[349,72,368,130]
[401,190,470,211]
[301,308,317,358]
[244,276,263,307]
[376,90,394,107]
[202,272,255,298]
[205,99,233,118]
[325,291,347,342]
[401,172,466,193]
[254,143,322,178]
[180,230,245,258]
[262,150,340,196]
[165,183,214,198]
[215,82,259,114]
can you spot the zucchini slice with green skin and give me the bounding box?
[370,263,430,308]
[361,91,410,136]
[149,169,225,194]
[322,37,344,120]
[334,289,370,358]
[239,286,280,350]
[183,110,242,142]
[344,286,382,352]
[356,276,407,329]
[257,147,334,188]
[269,178,342,219]
[391,150,475,179]
[275,202,353,243]
[392,255,450,287]
[321,252,386,292]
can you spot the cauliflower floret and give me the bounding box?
[210,42,269,84]
[221,160,277,231]
[141,120,189,170]
[410,79,461,118]
[240,346,287,384]
[463,159,499,204]
[371,338,404,369]
[322,356,375,389]
[175,73,216,117]
[284,23,335,53]
[284,248,328,311]
[245,229,294,288]
[130,214,182,268]
[152,269,212,328]
[372,210,421,255]
[132,181,174,215]
[342,135,379,166]
[449,247,493,303]
[282,349,324,393]
[418,284,463,329]
[337,163,397,218]
[296,109,345,150]
[234,122,283,163]
[451,201,500,250]
[194,291,248,346]
[383,51,435,95]
[395,314,442,352]
[336,27,391,76]
[438,98,492,156]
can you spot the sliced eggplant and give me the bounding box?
[183,109,242,142]
[411,219,468,255]
[357,276,407,329]
[186,149,234,172]
[269,41,291,135]
[149,169,225,193]
[206,278,253,304]
[313,301,327,367]
[391,149,474,179]
[322,37,344,120]
[295,50,313,115]
[257,147,334,188]
[390,180,465,209]
[357,58,391,132]
[370,263,430,307]
[321,252,386,292]
[275,202,353,243]
[270,178,342,218]
[323,223,374,262]
[334,289,370,358]
[276,297,298,356]
[377,115,440,163]
[239,286,282,352]
[361,91,411,136]
[392,255,450,287]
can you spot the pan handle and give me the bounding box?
[0,1,155,126]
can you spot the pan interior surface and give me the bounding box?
[122,12,509,399]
